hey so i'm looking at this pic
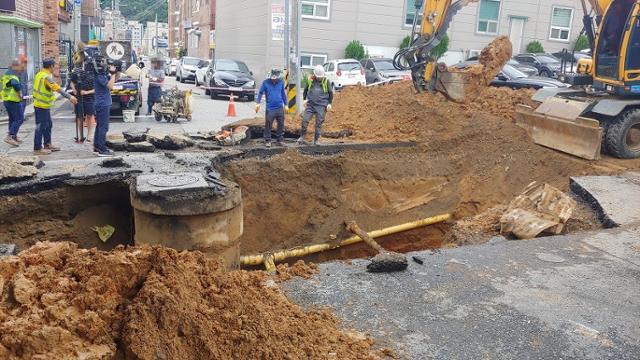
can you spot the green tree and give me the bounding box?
[100,0,168,23]
[345,40,366,60]
[526,40,545,53]
[574,35,590,51]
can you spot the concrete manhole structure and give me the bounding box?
[130,172,243,268]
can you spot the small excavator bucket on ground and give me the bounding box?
[514,91,603,160]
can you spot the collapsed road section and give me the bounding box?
[1,36,640,358]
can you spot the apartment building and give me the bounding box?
[168,0,216,59]
[142,21,170,56]
[215,0,588,77]
[126,20,144,52]
[81,0,101,42]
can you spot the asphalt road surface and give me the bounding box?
[0,75,261,159]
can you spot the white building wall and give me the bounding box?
[215,0,590,75]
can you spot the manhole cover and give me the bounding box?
[147,174,200,188]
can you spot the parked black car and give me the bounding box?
[507,59,538,77]
[512,53,562,78]
[454,61,567,89]
[467,56,538,77]
[492,64,568,89]
[205,59,256,101]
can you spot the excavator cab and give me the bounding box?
[516,0,640,160]
[593,0,640,93]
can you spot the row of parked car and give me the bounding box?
[159,48,585,101]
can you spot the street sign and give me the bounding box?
[105,42,125,61]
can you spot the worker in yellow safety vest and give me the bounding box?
[32,58,77,155]
[298,65,333,145]
[2,58,26,146]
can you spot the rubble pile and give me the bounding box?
[0,242,387,359]
[108,130,195,152]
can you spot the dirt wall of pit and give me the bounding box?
[0,181,133,251]
[219,140,605,256]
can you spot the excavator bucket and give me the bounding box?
[433,70,470,103]
[514,95,603,160]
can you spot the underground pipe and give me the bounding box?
[242,213,451,267]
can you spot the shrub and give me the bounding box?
[400,35,412,49]
[345,40,366,60]
[399,34,448,60]
[431,34,449,60]
[526,41,545,54]
[574,35,590,51]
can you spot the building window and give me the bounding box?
[301,53,327,68]
[192,0,201,13]
[549,6,573,41]
[301,0,330,20]
[404,0,423,27]
[477,0,500,34]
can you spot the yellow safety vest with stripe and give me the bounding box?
[33,70,55,109]
[1,73,21,103]
[307,78,329,93]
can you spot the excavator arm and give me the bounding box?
[393,0,478,99]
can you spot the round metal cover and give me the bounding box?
[147,174,199,188]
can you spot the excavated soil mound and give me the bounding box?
[0,242,387,359]
[285,81,536,142]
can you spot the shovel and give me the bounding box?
[345,221,408,273]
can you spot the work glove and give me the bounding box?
[327,104,332,112]
[303,100,308,108]
[284,105,289,112]
[255,104,260,113]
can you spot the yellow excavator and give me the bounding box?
[396,0,640,160]
[515,0,640,160]
[394,0,479,100]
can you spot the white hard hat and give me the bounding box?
[313,65,325,78]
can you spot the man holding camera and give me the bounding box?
[93,57,116,157]
[33,59,78,155]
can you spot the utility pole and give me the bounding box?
[295,0,302,115]
[155,12,159,55]
[284,0,289,70]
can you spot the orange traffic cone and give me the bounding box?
[227,93,237,117]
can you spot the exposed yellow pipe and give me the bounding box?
[241,213,451,266]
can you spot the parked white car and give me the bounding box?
[323,59,366,90]
[195,59,211,87]
[176,57,202,83]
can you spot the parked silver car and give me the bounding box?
[176,57,203,83]
[360,58,411,85]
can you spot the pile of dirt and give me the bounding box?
[276,260,320,281]
[285,81,536,143]
[0,242,388,359]
[448,35,513,101]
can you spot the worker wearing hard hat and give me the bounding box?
[32,58,78,155]
[299,65,333,145]
[2,58,26,146]
[255,68,288,147]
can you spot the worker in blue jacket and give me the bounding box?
[255,69,288,147]
[2,59,26,146]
